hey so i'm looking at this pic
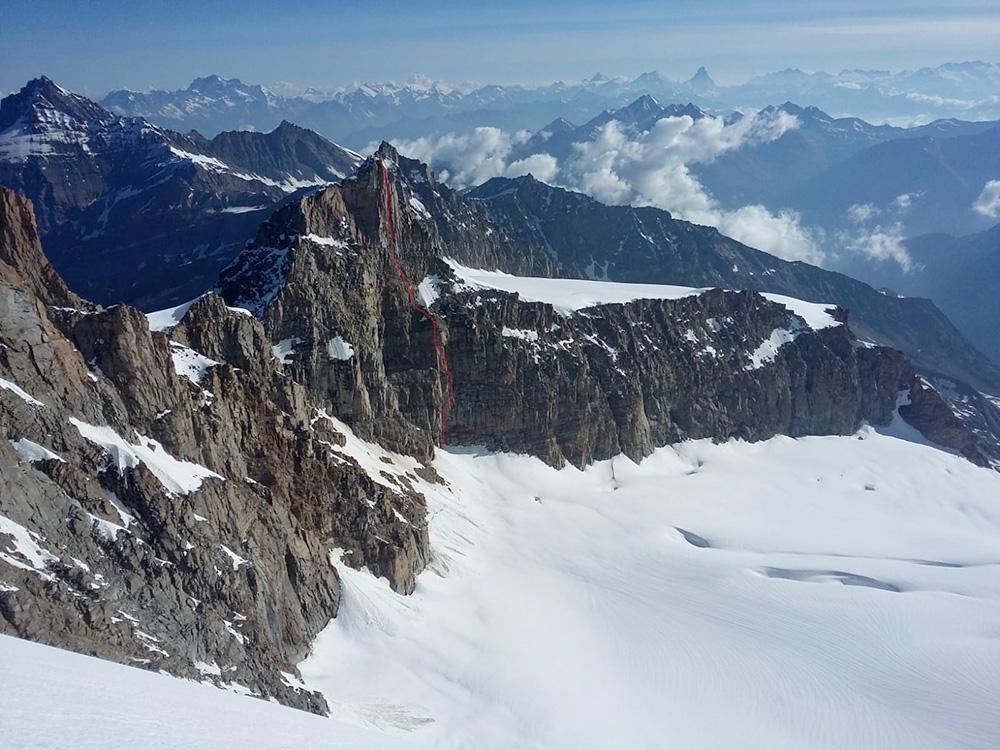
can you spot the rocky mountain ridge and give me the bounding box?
[1,135,995,717]
[464,174,1000,400]
[0,185,428,713]
[0,77,362,309]
[220,144,993,468]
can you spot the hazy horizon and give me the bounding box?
[3,1,999,98]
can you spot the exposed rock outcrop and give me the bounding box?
[221,144,982,468]
[0,187,429,713]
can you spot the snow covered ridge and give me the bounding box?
[438,260,846,373]
[167,146,338,194]
[442,259,841,367]
[443,258,840,329]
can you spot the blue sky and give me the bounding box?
[3,1,999,96]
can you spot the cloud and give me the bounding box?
[716,206,826,267]
[892,193,917,212]
[504,153,559,183]
[390,109,826,264]
[391,127,516,187]
[840,223,913,272]
[847,203,879,224]
[973,180,1000,218]
[560,112,823,264]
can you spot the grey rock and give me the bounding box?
[0,186,429,714]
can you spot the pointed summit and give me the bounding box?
[687,66,716,92]
[626,94,662,111]
[0,76,115,141]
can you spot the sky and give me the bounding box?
[3,1,1000,97]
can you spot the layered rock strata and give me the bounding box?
[222,144,989,467]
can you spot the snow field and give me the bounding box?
[0,634,410,750]
[301,422,1000,749]
[3,421,999,748]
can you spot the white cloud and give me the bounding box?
[390,109,826,264]
[973,180,1000,218]
[391,127,515,188]
[558,112,822,263]
[847,203,879,224]
[504,153,559,183]
[841,223,913,272]
[717,206,826,267]
[893,193,917,212]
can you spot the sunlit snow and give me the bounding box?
[3,422,999,748]
[445,259,839,328]
[69,417,222,496]
[298,422,1000,750]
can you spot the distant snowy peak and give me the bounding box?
[0,77,358,186]
[0,77,363,308]
[0,76,110,132]
[0,76,163,161]
[102,74,307,136]
[97,62,1000,148]
[687,66,717,92]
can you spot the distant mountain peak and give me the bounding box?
[634,70,665,84]
[539,117,576,135]
[189,74,244,91]
[0,76,113,133]
[625,94,663,112]
[688,66,716,89]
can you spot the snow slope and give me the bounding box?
[0,634,408,750]
[3,422,999,748]
[445,258,840,328]
[301,421,1000,749]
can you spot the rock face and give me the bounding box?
[2,144,995,718]
[0,78,361,309]
[221,144,989,468]
[464,174,1000,399]
[0,187,429,713]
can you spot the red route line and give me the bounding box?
[379,158,455,445]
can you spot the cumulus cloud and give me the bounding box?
[389,109,826,264]
[558,112,823,264]
[716,206,826,267]
[391,127,516,187]
[893,192,918,212]
[973,180,1000,218]
[505,153,559,183]
[840,223,913,272]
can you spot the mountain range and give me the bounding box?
[0,77,361,309]
[3,72,1000,745]
[505,96,1000,236]
[98,62,1000,149]
[2,78,999,421]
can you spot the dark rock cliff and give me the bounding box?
[0,187,430,713]
[221,144,990,468]
[464,174,1000,399]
